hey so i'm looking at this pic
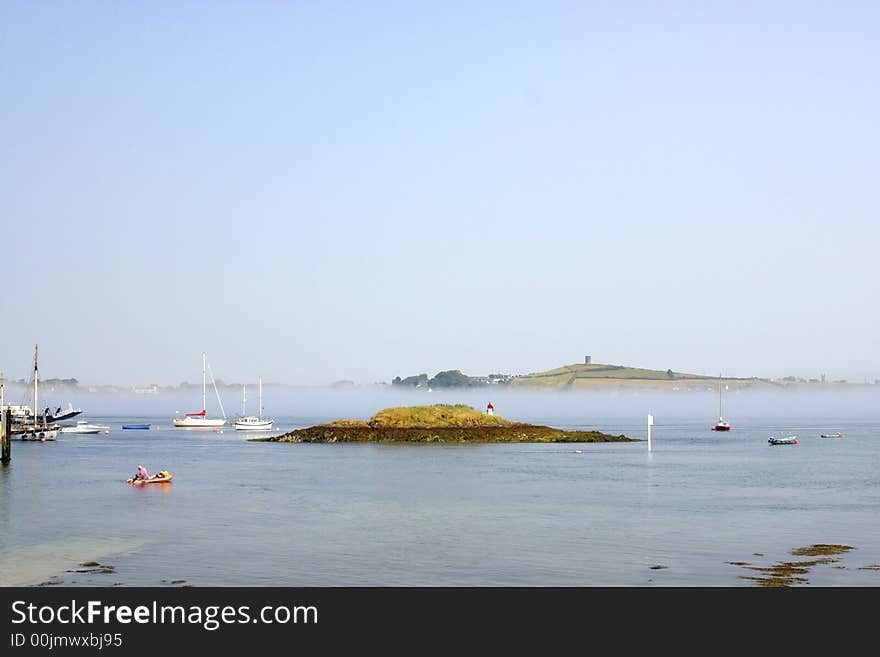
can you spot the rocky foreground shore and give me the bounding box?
[250,404,637,444]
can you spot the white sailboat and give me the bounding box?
[172,352,227,428]
[711,374,731,431]
[12,344,60,441]
[232,376,273,431]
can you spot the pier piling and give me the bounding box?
[1,408,10,463]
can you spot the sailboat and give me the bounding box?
[711,375,731,431]
[172,352,227,428]
[232,377,273,431]
[12,344,60,441]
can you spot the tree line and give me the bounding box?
[392,370,474,388]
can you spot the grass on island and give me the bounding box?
[328,404,514,428]
[367,404,515,428]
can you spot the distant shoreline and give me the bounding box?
[2,380,875,395]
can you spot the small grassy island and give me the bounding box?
[252,404,637,444]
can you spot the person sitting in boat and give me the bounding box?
[134,465,149,481]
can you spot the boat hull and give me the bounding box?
[26,409,83,423]
[60,421,107,434]
[127,475,173,485]
[232,417,273,431]
[10,406,82,424]
[11,428,59,441]
[173,417,226,428]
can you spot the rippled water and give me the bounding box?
[2,400,879,586]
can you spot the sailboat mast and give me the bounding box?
[242,385,247,417]
[718,375,723,419]
[34,344,39,429]
[259,376,262,421]
[202,352,207,413]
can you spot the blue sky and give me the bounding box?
[2,1,878,385]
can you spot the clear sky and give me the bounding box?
[2,1,878,386]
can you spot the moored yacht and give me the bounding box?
[232,377,273,431]
[711,375,731,431]
[172,352,227,428]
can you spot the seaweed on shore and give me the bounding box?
[36,576,64,587]
[69,562,116,574]
[790,544,853,557]
[734,544,855,586]
[738,558,836,587]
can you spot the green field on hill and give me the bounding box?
[507,363,766,389]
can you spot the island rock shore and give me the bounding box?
[251,404,637,444]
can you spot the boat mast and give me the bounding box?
[718,374,723,420]
[202,352,207,414]
[241,385,247,417]
[258,376,262,421]
[34,344,39,429]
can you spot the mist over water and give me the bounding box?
[17,384,880,426]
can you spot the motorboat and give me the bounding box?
[820,432,845,438]
[60,420,109,434]
[769,435,799,445]
[12,402,83,424]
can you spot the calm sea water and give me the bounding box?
[2,390,879,587]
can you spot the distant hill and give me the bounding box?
[507,363,769,390]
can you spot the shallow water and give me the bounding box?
[1,396,879,587]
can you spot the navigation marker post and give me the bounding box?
[647,414,653,452]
